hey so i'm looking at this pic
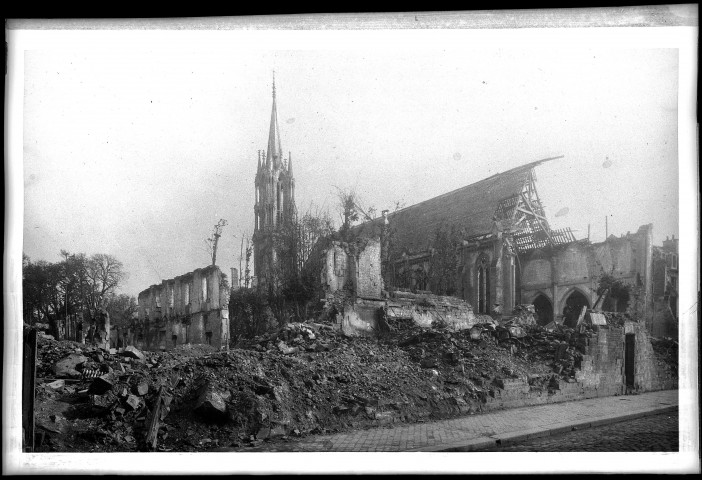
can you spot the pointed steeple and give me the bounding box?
[266,71,283,167]
[287,152,293,175]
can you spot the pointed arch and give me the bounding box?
[561,287,591,328]
[476,253,491,314]
[529,292,553,325]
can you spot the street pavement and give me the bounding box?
[480,410,678,451]
[232,389,678,452]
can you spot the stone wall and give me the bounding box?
[128,265,230,351]
[320,238,383,300]
[354,239,383,299]
[481,322,675,412]
[520,224,653,323]
[336,291,479,337]
[386,291,478,331]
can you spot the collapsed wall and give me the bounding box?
[335,292,483,337]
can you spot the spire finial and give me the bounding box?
[272,70,276,99]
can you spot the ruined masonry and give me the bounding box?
[127,265,230,350]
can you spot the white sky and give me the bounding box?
[4,16,699,478]
[18,34,683,297]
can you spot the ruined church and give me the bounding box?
[245,78,671,335]
[351,157,658,329]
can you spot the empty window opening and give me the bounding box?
[477,257,491,314]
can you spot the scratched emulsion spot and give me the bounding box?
[286,117,295,124]
[555,207,569,218]
[453,152,461,162]
[602,157,613,168]
[25,173,38,189]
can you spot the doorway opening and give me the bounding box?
[532,294,553,325]
[562,290,590,328]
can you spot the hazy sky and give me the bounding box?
[15,29,689,297]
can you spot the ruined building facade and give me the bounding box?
[129,265,230,350]
[352,157,662,329]
[252,78,296,290]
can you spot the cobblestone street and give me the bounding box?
[480,410,678,452]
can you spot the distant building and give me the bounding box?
[129,265,230,350]
[252,76,297,291]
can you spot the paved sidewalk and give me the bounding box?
[236,390,678,452]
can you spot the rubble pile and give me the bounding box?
[508,304,538,326]
[30,315,677,453]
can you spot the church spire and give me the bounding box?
[266,71,282,167]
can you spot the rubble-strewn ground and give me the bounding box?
[30,319,678,453]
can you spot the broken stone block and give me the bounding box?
[53,353,88,378]
[277,341,299,355]
[270,424,287,438]
[123,346,145,361]
[88,373,117,395]
[194,383,227,419]
[91,391,118,410]
[115,384,129,398]
[136,381,149,396]
[46,379,65,390]
[126,394,141,410]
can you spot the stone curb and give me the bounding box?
[418,404,678,452]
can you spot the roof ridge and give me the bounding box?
[383,155,563,220]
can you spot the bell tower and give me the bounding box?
[252,73,296,289]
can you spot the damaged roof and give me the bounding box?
[353,156,561,255]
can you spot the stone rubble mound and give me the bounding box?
[30,316,677,453]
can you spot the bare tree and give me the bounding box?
[333,186,378,240]
[81,253,127,318]
[205,219,228,266]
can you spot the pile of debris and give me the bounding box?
[508,304,538,326]
[30,309,676,453]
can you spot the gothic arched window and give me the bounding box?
[477,255,491,314]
